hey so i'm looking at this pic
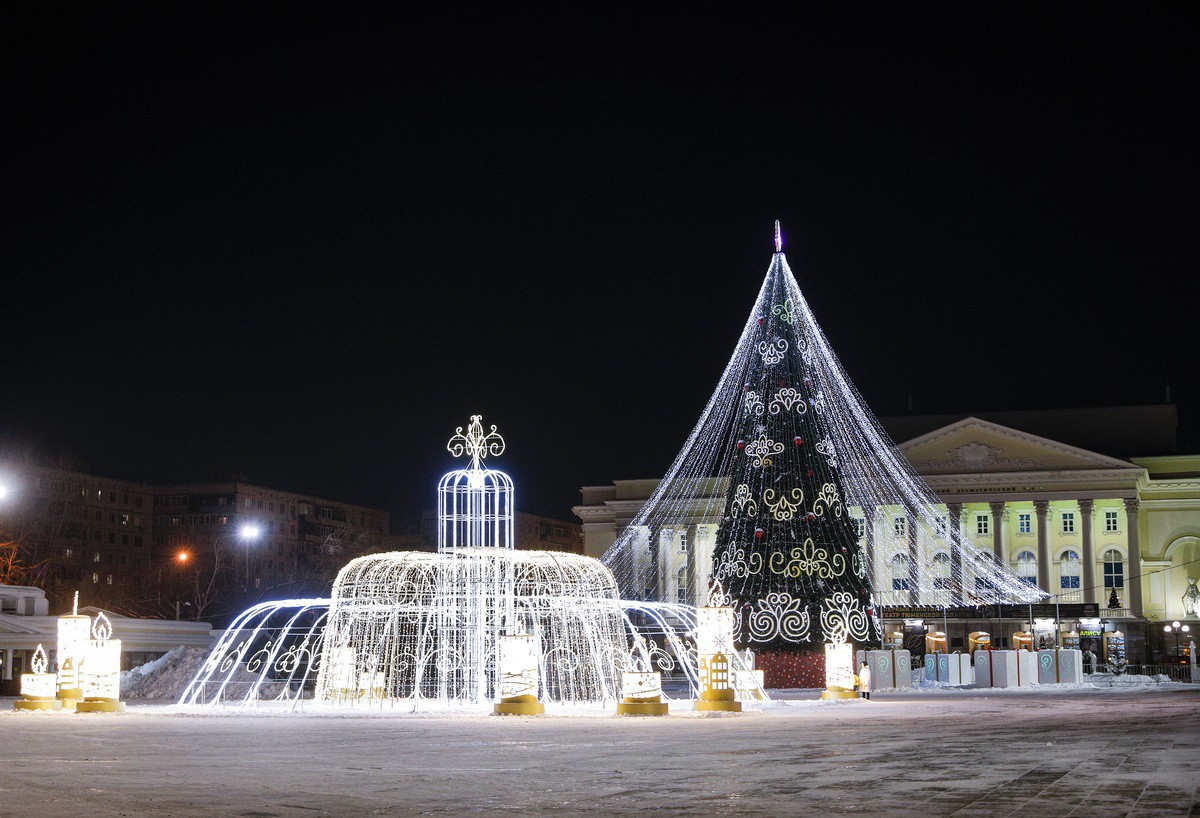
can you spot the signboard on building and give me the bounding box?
[881,603,1099,620]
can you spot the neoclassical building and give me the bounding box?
[574,406,1199,664]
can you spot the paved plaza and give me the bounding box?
[2,687,1198,817]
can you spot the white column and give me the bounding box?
[1124,499,1144,618]
[690,524,717,606]
[1079,499,1097,605]
[630,526,651,600]
[2,648,12,681]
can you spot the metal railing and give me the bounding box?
[1094,663,1194,682]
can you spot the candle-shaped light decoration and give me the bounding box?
[57,602,91,703]
[493,633,543,715]
[76,610,123,710]
[14,644,62,710]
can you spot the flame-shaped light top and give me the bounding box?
[31,644,48,674]
[92,611,113,641]
[447,415,505,471]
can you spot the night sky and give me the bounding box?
[3,7,1195,526]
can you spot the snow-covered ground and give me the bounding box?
[3,684,1198,817]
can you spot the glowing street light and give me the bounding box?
[176,551,190,564]
[1165,620,1191,662]
[240,523,261,590]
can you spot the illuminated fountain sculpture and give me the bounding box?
[181,417,767,711]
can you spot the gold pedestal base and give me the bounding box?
[75,698,124,713]
[57,688,84,700]
[821,688,859,701]
[494,695,544,716]
[695,698,742,712]
[616,699,669,716]
[14,697,63,712]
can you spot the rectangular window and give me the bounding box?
[1104,558,1124,589]
[933,516,948,538]
[1105,510,1119,532]
[1062,512,1075,534]
[106,574,113,585]
[894,516,907,538]
[976,515,990,536]
[121,513,130,525]
[92,572,99,583]
[94,552,101,562]
[1018,513,1032,534]
[974,577,994,590]
[852,519,865,538]
[892,578,910,591]
[1061,575,1080,589]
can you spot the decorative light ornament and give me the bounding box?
[695,606,742,712]
[616,670,668,716]
[820,641,856,700]
[183,415,768,711]
[76,609,124,712]
[494,633,544,716]
[600,223,1045,687]
[55,593,91,708]
[14,644,61,711]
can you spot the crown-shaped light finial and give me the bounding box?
[447,415,506,470]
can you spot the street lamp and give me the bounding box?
[1164,620,1190,663]
[239,523,261,591]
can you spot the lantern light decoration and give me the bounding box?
[821,641,856,700]
[696,651,742,712]
[494,633,544,716]
[14,644,62,711]
[616,650,669,717]
[693,604,741,711]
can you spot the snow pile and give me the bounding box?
[122,646,292,701]
[122,646,210,700]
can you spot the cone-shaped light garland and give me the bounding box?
[601,223,1045,646]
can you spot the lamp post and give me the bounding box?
[239,523,261,591]
[1164,621,1190,664]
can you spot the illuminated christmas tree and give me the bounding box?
[602,222,1044,683]
[708,225,876,651]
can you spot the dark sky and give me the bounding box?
[3,6,1195,526]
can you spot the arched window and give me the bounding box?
[890,552,910,591]
[1060,550,1081,590]
[932,551,952,588]
[1103,549,1124,591]
[1016,551,1038,586]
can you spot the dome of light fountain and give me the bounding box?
[313,416,628,706]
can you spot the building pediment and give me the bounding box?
[899,417,1140,475]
